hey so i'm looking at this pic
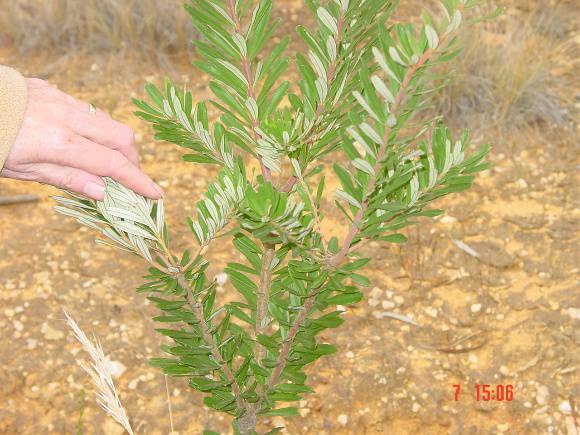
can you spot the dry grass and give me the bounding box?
[64,310,135,435]
[435,1,575,131]
[0,0,195,63]
[1,0,575,128]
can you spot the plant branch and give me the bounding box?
[317,13,345,117]
[227,0,272,183]
[255,245,276,366]
[281,12,346,193]
[297,176,327,253]
[267,296,316,389]
[265,221,325,261]
[182,202,240,272]
[181,244,208,272]
[329,24,460,267]
[175,273,245,409]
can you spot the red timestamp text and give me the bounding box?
[452,384,514,401]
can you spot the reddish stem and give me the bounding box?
[227,0,272,183]
[267,296,316,389]
[329,26,457,267]
[280,12,346,192]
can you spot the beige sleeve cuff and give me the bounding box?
[0,66,28,170]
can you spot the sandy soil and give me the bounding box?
[0,1,579,434]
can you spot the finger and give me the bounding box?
[46,132,163,199]
[1,163,107,200]
[46,88,141,167]
[68,109,140,166]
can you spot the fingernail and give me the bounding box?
[84,181,105,200]
[153,182,164,198]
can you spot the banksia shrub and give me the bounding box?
[55,0,496,433]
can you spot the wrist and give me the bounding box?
[0,66,28,171]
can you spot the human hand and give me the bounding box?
[0,78,163,201]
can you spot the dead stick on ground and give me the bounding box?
[0,194,39,205]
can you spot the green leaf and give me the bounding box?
[183,154,222,165]
[275,383,314,394]
[149,358,192,375]
[312,312,344,328]
[148,297,188,311]
[326,291,363,305]
[267,391,301,402]
[154,328,197,339]
[379,233,408,243]
[190,377,228,392]
[225,268,258,306]
[347,272,370,286]
[145,83,164,107]
[257,334,279,349]
[262,407,299,417]
[204,393,236,412]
